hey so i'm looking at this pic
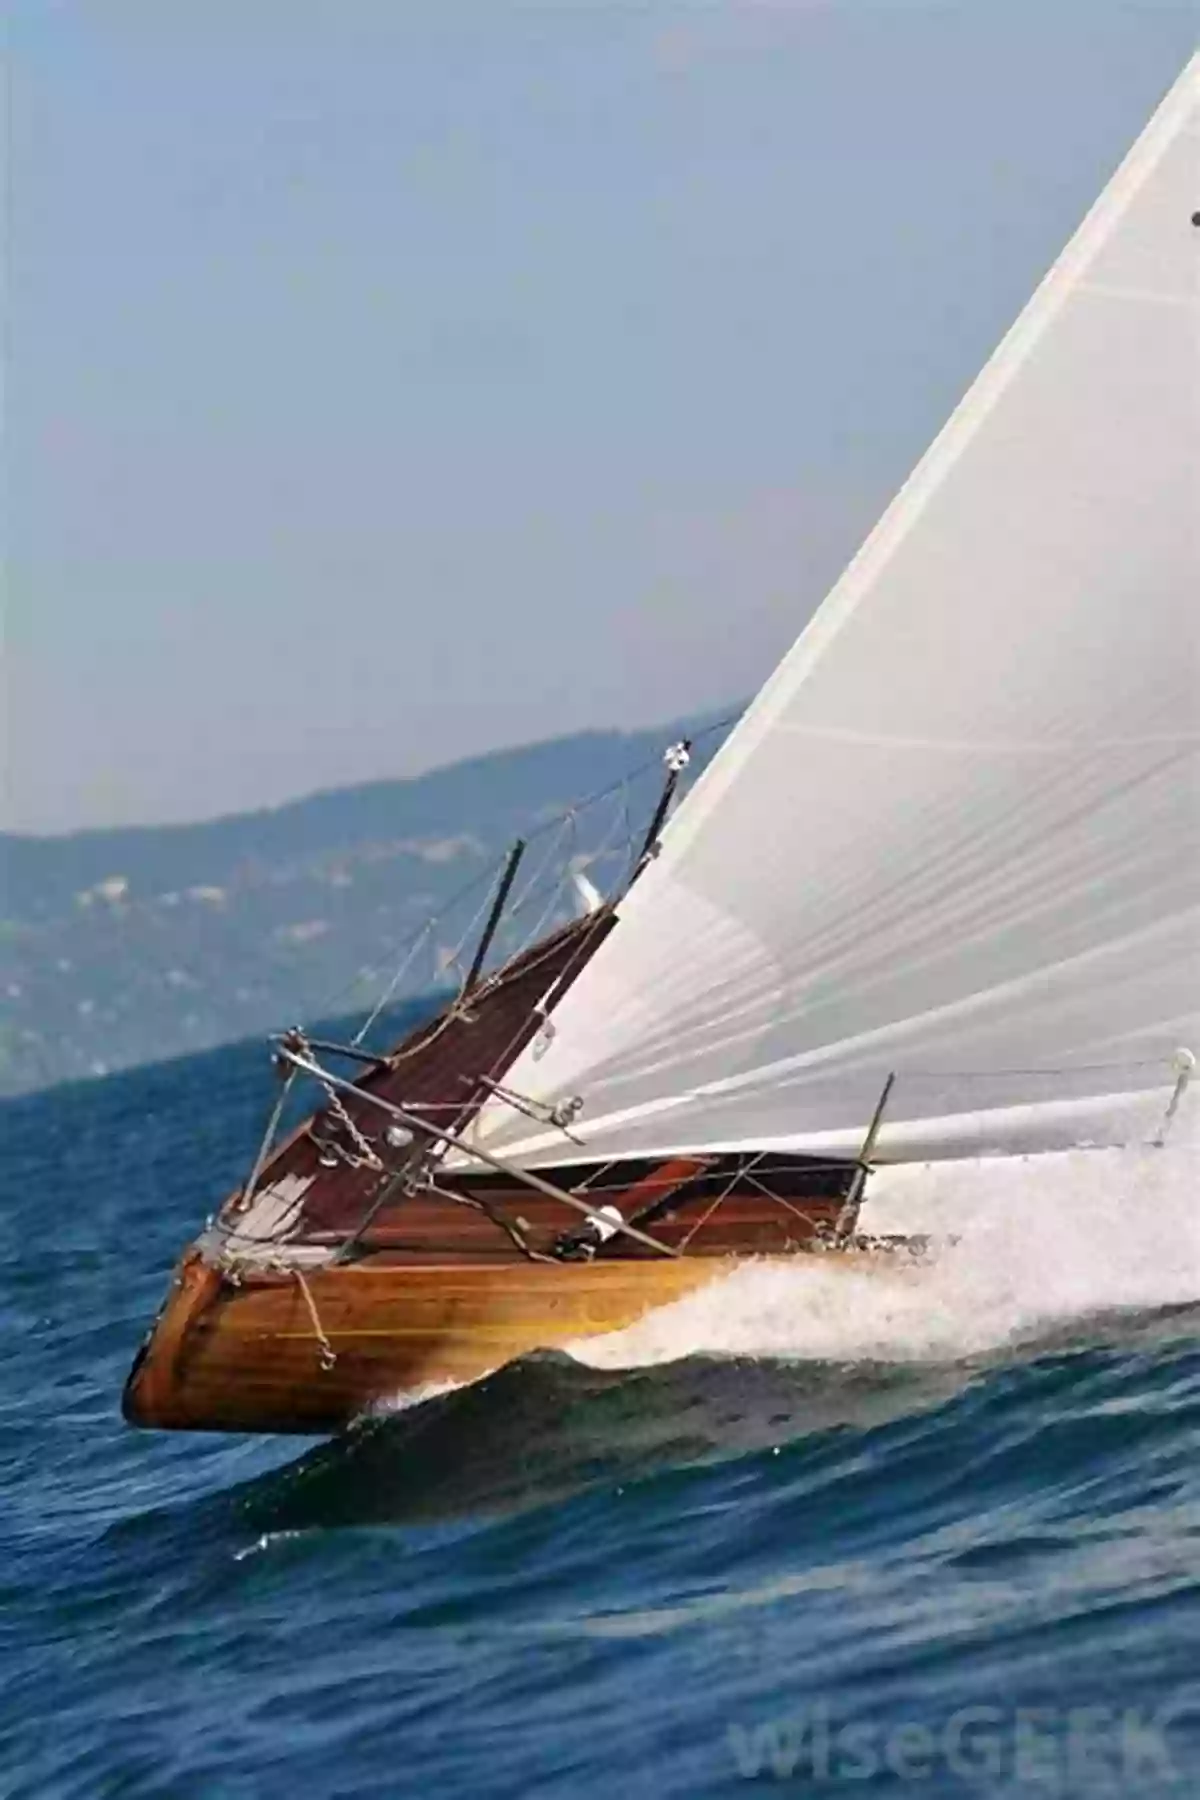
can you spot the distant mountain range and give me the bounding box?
[0,712,733,1096]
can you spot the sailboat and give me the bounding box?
[124,55,1199,1434]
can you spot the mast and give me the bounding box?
[631,741,692,879]
[461,839,526,1000]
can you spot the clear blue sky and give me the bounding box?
[5,0,1194,833]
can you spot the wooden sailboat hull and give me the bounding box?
[123,1248,750,1434]
[121,921,880,1436]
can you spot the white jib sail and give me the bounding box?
[470,55,1200,1167]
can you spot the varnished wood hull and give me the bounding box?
[123,1248,744,1434]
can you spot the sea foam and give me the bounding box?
[568,1105,1200,1371]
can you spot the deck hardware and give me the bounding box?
[275,1044,680,1258]
[831,1071,896,1243]
[1154,1046,1195,1147]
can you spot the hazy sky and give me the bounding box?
[5,0,1195,833]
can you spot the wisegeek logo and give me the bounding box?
[727,1694,1200,1787]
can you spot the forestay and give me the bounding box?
[468,55,1200,1166]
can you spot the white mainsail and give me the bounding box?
[474,55,1200,1167]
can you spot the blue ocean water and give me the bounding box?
[2,1042,1198,1798]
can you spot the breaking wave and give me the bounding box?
[570,1117,1200,1370]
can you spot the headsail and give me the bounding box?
[471,55,1200,1166]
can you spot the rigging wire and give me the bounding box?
[294,709,739,1041]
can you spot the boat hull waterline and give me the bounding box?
[123,1244,899,1435]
